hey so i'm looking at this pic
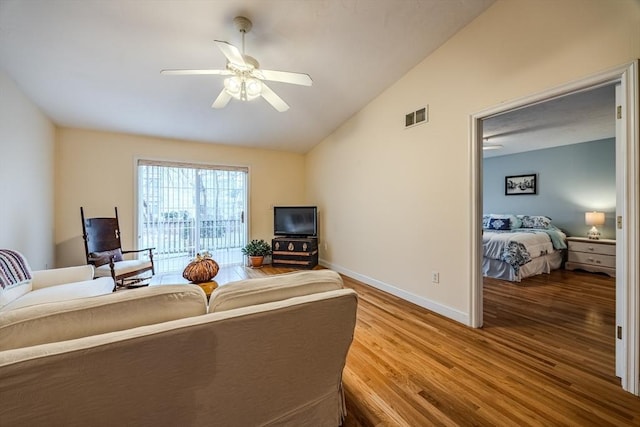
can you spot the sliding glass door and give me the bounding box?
[137,160,248,273]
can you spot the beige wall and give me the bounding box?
[55,128,305,267]
[0,71,55,270]
[306,0,640,323]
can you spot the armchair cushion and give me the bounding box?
[94,259,153,278]
[89,248,124,267]
[208,269,344,313]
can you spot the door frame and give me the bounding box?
[469,61,639,394]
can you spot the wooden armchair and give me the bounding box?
[81,207,154,290]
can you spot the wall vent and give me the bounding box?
[405,106,428,128]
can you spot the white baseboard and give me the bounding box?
[319,259,470,325]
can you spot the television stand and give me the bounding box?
[271,237,318,269]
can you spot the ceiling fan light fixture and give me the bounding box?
[224,76,242,99]
[224,76,262,101]
[245,78,262,99]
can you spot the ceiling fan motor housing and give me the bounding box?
[233,16,252,33]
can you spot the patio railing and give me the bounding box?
[139,219,245,272]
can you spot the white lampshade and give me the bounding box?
[224,76,262,102]
[585,211,605,226]
[224,77,242,99]
[585,211,605,240]
[245,78,262,100]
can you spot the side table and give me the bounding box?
[565,236,616,277]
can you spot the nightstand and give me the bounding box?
[565,237,616,277]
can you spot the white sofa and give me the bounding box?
[0,270,358,426]
[0,265,114,312]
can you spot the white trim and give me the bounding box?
[619,61,640,394]
[319,259,469,325]
[470,61,639,395]
[469,112,484,328]
[133,157,140,250]
[615,82,625,379]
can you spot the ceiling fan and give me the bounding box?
[161,16,312,112]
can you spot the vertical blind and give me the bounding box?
[137,160,248,272]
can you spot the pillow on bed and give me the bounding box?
[519,215,552,229]
[487,217,511,230]
[484,214,521,229]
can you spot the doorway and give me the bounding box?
[470,62,639,394]
[136,160,248,273]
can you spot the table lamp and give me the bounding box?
[585,211,605,240]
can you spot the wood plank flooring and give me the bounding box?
[220,265,640,426]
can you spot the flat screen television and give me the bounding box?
[273,206,318,237]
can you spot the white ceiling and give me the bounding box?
[0,0,495,153]
[482,84,616,158]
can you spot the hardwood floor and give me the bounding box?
[222,265,640,426]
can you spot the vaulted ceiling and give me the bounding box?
[0,0,495,153]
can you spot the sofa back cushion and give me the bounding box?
[0,284,207,350]
[208,269,343,313]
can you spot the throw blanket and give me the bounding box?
[0,249,32,290]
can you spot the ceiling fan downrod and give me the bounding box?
[233,16,252,55]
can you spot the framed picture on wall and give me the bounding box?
[505,174,537,195]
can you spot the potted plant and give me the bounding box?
[241,239,272,268]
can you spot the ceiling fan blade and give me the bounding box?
[212,90,232,109]
[256,69,312,86]
[161,69,232,76]
[214,40,246,66]
[260,83,289,112]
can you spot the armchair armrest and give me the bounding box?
[122,247,154,254]
[31,265,95,290]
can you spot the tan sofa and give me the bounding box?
[0,270,358,426]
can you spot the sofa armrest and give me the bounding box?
[30,265,95,290]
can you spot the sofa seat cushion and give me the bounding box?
[208,269,344,313]
[0,284,207,350]
[94,259,152,277]
[0,277,114,312]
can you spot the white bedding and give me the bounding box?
[483,230,555,261]
[482,228,567,282]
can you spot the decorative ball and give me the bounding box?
[183,255,219,283]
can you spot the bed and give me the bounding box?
[482,214,567,282]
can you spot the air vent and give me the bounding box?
[405,106,428,128]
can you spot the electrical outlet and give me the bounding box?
[431,271,439,283]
